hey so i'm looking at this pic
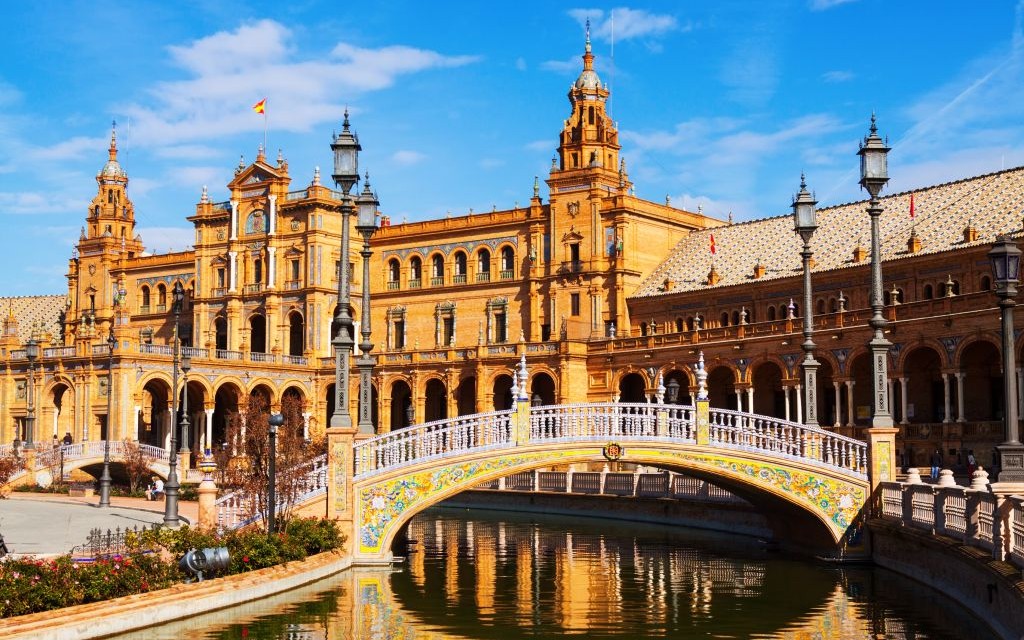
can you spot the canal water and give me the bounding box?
[118,508,997,639]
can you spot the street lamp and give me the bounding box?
[164,280,185,526]
[355,174,380,435]
[267,413,283,534]
[989,235,1024,482]
[666,377,681,404]
[329,109,360,430]
[99,328,116,507]
[858,114,893,429]
[180,354,191,462]
[793,174,820,427]
[24,338,39,448]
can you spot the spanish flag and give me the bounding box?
[709,233,716,255]
[252,98,266,114]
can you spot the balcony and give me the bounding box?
[453,274,467,284]
[387,280,400,291]
[212,288,227,297]
[284,280,301,290]
[560,261,584,274]
[476,272,491,283]
[499,269,514,280]
[243,283,263,295]
[430,276,444,287]
[250,352,276,363]
[408,279,422,289]
[155,304,167,313]
[138,305,151,314]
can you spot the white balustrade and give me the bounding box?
[215,454,328,530]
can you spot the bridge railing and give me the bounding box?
[475,469,748,504]
[215,454,328,530]
[528,403,694,441]
[708,408,867,476]
[877,478,1022,569]
[31,441,170,471]
[354,409,515,476]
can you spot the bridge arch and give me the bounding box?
[354,431,867,561]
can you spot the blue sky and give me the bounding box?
[1,1,1023,295]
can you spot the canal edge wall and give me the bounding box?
[0,549,353,640]
[868,518,1024,640]
[441,489,773,539]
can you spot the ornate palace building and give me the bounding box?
[1,34,1021,472]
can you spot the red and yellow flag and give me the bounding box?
[252,98,267,114]
[709,233,716,255]
[909,193,915,219]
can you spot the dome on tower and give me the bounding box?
[573,19,602,92]
[97,122,127,180]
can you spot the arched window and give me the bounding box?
[640,322,648,336]
[140,286,151,311]
[431,254,444,286]
[817,299,826,315]
[674,317,684,332]
[453,251,467,283]
[780,304,789,319]
[253,258,263,284]
[720,312,729,327]
[767,306,776,321]
[157,284,167,309]
[387,258,400,289]
[686,316,696,331]
[500,247,515,279]
[923,283,934,300]
[829,297,838,313]
[409,257,422,287]
[477,249,491,282]
[981,275,992,291]
[731,310,740,326]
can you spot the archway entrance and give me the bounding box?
[249,315,267,353]
[390,380,412,429]
[618,373,646,403]
[752,362,784,419]
[424,379,447,423]
[530,372,556,405]
[456,377,477,416]
[288,311,304,356]
[707,367,735,410]
[904,347,942,423]
[492,375,514,411]
[961,340,1001,421]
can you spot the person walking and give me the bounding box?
[62,432,72,445]
[967,450,977,478]
[930,449,943,481]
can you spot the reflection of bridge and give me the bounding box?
[2,442,199,486]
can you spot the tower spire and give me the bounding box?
[108,120,118,162]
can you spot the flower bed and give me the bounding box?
[0,518,344,618]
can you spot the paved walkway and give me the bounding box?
[0,494,198,557]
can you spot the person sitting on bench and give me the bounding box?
[146,477,165,501]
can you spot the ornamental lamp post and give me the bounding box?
[792,174,819,427]
[24,338,39,448]
[858,114,893,429]
[355,174,380,435]
[329,110,360,430]
[180,354,191,461]
[989,235,1024,482]
[267,413,284,534]
[99,328,116,507]
[164,280,185,527]
[665,378,681,404]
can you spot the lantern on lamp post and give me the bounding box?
[355,174,380,435]
[792,174,819,427]
[989,235,1024,482]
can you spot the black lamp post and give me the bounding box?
[164,281,185,526]
[329,110,360,430]
[989,235,1024,482]
[268,412,284,534]
[666,378,680,404]
[180,354,191,464]
[99,328,116,507]
[793,174,819,427]
[858,114,893,429]
[24,338,39,448]
[355,174,380,435]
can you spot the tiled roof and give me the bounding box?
[0,295,67,344]
[633,166,1024,298]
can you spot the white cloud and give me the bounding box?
[117,20,480,147]
[809,0,859,10]
[525,139,552,152]
[541,56,581,74]
[479,158,504,169]
[392,150,427,165]
[568,8,681,41]
[175,167,228,194]
[27,136,105,162]
[0,191,82,215]
[822,70,854,83]
[136,226,195,253]
[154,144,223,160]
[515,57,527,71]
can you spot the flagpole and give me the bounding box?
[263,111,268,155]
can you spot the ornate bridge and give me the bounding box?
[3,442,191,486]
[345,393,888,562]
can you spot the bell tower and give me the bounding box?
[67,122,143,341]
[550,21,624,193]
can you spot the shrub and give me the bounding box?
[284,517,345,555]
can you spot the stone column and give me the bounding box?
[204,408,214,450]
[783,386,791,422]
[164,407,173,450]
[867,426,899,492]
[955,371,966,423]
[746,387,754,413]
[302,411,311,441]
[1017,368,1024,417]
[833,381,842,427]
[845,381,855,427]
[942,373,952,423]
[267,194,277,236]
[229,200,238,240]
[734,390,743,412]
[267,246,277,289]
[794,384,802,424]
[228,251,238,292]
[197,463,218,530]
[888,379,897,423]
[899,377,909,425]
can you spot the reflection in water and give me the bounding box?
[109,508,997,639]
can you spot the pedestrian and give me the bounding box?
[930,449,943,481]
[146,476,165,501]
[967,449,977,478]
[62,432,72,445]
